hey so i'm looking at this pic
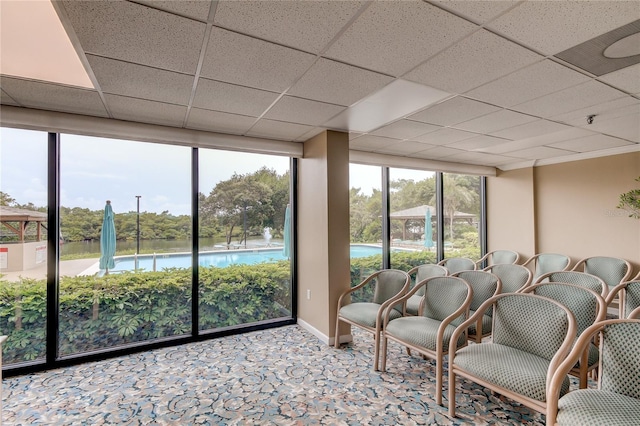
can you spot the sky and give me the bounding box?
[1,127,433,215]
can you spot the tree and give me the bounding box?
[0,191,17,206]
[430,174,478,240]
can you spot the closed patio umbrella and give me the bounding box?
[99,200,116,273]
[424,206,434,249]
[283,204,291,258]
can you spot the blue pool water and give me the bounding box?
[108,244,389,273]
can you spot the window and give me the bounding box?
[442,173,481,261]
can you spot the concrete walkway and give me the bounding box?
[0,258,99,282]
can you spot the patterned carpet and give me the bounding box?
[4,325,547,425]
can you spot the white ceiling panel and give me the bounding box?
[479,127,598,155]
[411,128,477,145]
[598,63,640,94]
[213,0,366,53]
[548,133,634,152]
[136,1,212,21]
[490,119,572,140]
[512,80,628,118]
[60,0,206,74]
[447,134,510,151]
[324,0,477,76]
[575,114,640,142]
[551,97,640,125]
[453,109,537,134]
[413,146,465,159]
[507,146,577,160]
[370,120,440,140]
[349,134,401,150]
[432,0,520,25]
[374,140,435,155]
[404,29,541,94]
[1,89,20,106]
[295,127,325,142]
[407,96,500,126]
[186,108,257,135]
[264,96,345,126]
[104,94,186,127]
[246,119,314,141]
[465,60,591,107]
[201,28,316,92]
[445,151,521,166]
[487,1,640,55]
[287,58,393,107]
[86,55,194,105]
[193,79,279,117]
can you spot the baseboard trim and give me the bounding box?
[297,318,353,346]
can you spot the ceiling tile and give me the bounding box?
[193,79,279,117]
[574,114,640,142]
[453,109,538,134]
[87,55,194,105]
[505,146,576,160]
[411,128,477,145]
[444,151,520,166]
[263,96,345,126]
[432,0,519,25]
[465,60,591,107]
[104,94,186,127]
[487,1,640,55]
[414,146,465,159]
[551,97,640,125]
[479,127,598,155]
[186,108,257,135]
[404,29,541,94]
[60,0,205,74]
[213,1,366,53]
[490,119,572,140]
[324,0,477,76]
[407,96,500,126]
[374,140,435,155]
[370,120,440,140]
[349,134,400,150]
[0,76,108,117]
[295,127,325,142]
[1,88,19,106]
[548,133,634,152]
[287,58,393,107]
[513,80,627,118]
[136,0,212,21]
[598,63,640,94]
[447,134,510,151]
[201,27,316,92]
[246,119,314,141]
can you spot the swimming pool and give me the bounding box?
[106,244,391,273]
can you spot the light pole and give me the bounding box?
[135,195,141,256]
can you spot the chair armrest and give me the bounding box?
[448,300,493,357]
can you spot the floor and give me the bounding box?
[3,325,548,425]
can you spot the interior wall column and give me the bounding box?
[297,130,350,345]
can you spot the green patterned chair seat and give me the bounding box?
[385,316,465,351]
[556,390,640,426]
[467,310,492,336]
[339,303,402,328]
[454,343,570,402]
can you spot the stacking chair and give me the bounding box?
[448,293,576,417]
[535,271,608,298]
[475,249,519,268]
[629,306,640,319]
[521,253,571,281]
[335,269,410,371]
[405,264,449,316]
[453,270,502,343]
[547,318,640,425]
[571,256,633,291]
[606,280,640,318]
[483,263,532,293]
[437,257,476,274]
[380,276,473,405]
[521,283,606,388]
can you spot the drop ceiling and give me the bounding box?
[1,0,639,171]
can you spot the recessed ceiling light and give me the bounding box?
[0,0,93,88]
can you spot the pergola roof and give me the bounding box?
[390,205,475,220]
[0,206,48,221]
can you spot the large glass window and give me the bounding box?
[389,168,438,271]
[58,135,192,355]
[442,173,481,261]
[0,128,48,365]
[198,150,292,331]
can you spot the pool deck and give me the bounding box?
[0,258,99,282]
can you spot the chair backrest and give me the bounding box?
[422,276,472,326]
[438,257,476,274]
[408,264,448,296]
[372,269,410,305]
[484,263,532,293]
[607,280,640,318]
[535,271,608,297]
[522,283,605,336]
[572,256,632,289]
[522,253,571,280]
[491,293,576,362]
[598,321,640,398]
[476,249,519,267]
[454,270,501,313]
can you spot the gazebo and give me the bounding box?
[0,206,48,272]
[389,205,476,241]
